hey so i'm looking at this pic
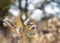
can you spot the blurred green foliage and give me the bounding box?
[0,0,15,19]
[0,0,15,11]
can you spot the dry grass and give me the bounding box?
[0,16,60,43]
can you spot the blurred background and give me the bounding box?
[0,0,60,43]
